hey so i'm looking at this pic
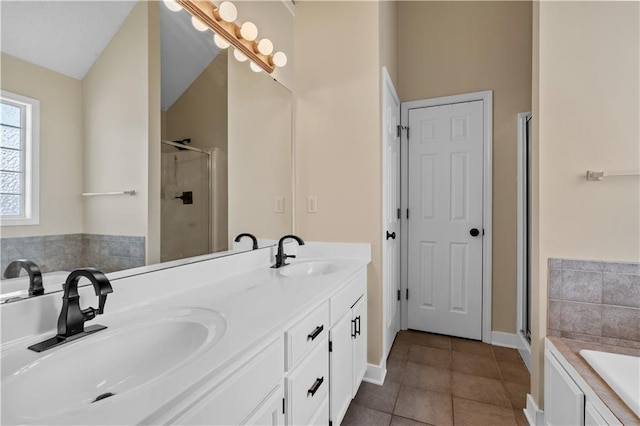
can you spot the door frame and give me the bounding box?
[516,111,532,367]
[381,66,401,359]
[400,90,493,343]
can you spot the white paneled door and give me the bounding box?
[382,68,401,357]
[407,100,484,340]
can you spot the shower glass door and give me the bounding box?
[161,145,211,262]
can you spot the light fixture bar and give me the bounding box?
[176,0,275,73]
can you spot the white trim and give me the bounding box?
[363,360,386,386]
[517,331,532,372]
[525,393,544,426]
[381,66,401,360]
[491,331,519,348]
[400,90,493,343]
[516,112,532,340]
[0,90,40,227]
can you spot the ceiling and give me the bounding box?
[0,1,219,110]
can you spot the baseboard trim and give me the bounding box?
[524,394,544,426]
[517,331,532,373]
[491,331,519,348]
[363,360,386,385]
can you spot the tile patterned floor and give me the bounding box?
[342,330,530,426]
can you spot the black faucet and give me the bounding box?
[234,233,258,250]
[28,268,113,353]
[3,259,44,296]
[272,235,305,268]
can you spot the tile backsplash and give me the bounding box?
[548,258,640,349]
[1,234,145,275]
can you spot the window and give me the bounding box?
[0,90,39,226]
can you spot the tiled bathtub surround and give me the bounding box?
[548,258,640,349]
[1,234,145,274]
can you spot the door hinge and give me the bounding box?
[483,228,485,236]
[397,125,409,139]
[329,341,333,352]
[406,288,409,300]
[406,209,409,220]
[397,208,401,220]
[329,421,333,426]
[282,397,285,414]
[397,289,401,301]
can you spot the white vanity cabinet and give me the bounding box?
[544,342,622,426]
[328,272,367,426]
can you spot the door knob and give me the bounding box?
[386,231,396,240]
[470,228,480,237]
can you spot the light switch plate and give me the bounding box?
[307,196,318,213]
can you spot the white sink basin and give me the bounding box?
[1,307,226,424]
[580,349,640,418]
[279,259,348,278]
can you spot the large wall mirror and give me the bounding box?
[0,1,293,302]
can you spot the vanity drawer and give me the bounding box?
[285,301,329,370]
[330,271,365,326]
[286,339,329,426]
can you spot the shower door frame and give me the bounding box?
[160,140,214,255]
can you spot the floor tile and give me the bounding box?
[403,361,452,394]
[497,360,531,385]
[407,345,451,369]
[390,415,431,426]
[353,380,401,414]
[450,338,494,358]
[394,385,453,426]
[451,351,500,379]
[492,346,523,363]
[342,402,392,426]
[406,330,451,350]
[387,357,408,383]
[514,409,529,426]
[452,372,511,409]
[503,381,529,410]
[452,397,518,426]
[389,341,412,361]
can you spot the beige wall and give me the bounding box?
[147,1,161,265]
[379,1,398,88]
[531,1,640,406]
[228,55,292,242]
[82,1,160,264]
[295,1,384,365]
[165,52,228,252]
[398,1,533,334]
[0,54,83,238]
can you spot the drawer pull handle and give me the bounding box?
[351,319,357,338]
[307,325,324,341]
[307,376,324,397]
[356,316,361,336]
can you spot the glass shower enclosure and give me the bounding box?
[160,140,215,262]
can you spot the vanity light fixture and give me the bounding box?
[168,0,287,74]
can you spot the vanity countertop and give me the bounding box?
[546,336,640,425]
[1,243,370,425]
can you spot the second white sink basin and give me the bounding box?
[1,307,227,424]
[279,259,348,278]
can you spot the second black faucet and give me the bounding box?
[272,235,305,268]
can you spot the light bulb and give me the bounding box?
[249,61,263,73]
[213,34,230,49]
[272,51,287,67]
[218,1,237,22]
[257,38,274,55]
[240,22,258,42]
[233,48,248,62]
[163,0,182,12]
[191,16,208,32]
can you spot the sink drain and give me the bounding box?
[92,392,115,403]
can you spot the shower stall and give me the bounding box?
[160,140,218,262]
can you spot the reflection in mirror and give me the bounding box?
[0,1,292,301]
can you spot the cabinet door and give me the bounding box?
[352,295,367,396]
[330,312,353,426]
[242,386,284,426]
[544,350,585,426]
